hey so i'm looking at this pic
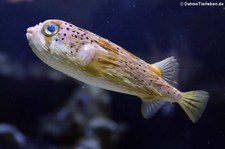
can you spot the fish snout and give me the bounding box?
[26,23,42,39]
[26,27,36,39]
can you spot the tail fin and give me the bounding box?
[179,91,209,123]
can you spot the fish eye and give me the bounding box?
[43,23,59,36]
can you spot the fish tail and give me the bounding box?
[178,90,209,123]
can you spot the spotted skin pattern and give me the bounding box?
[26,19,209,123]
[43,20,169,97]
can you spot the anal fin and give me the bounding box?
[141,99,167,119]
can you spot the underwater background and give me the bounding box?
[0,0,225,149]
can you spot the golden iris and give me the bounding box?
[43,23,59,36]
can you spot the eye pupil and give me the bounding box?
[47,24,56,32]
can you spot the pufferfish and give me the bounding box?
[26,19,209,123]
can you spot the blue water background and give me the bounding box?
[0,0,225,149]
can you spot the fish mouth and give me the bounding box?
[26,27,35,39]
[26,22,42,40]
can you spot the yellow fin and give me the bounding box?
[149,65,161,76]
[151,56,179,85]
[179,91,209,123]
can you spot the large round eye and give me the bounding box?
[43,23,59,36]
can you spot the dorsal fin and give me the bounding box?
[150,56,179,85]
[149,64,161,76]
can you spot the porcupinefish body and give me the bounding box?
[26,19,209,123]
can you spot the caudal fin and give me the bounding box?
[179,91,209,123]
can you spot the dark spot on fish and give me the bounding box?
[84,33,86,36]
[150,80,153,82]
[81,34,83,37]
[77,32,80,34]
[136,67,139,69]
[70,45,73,48]
[143,70,146,72]
[58,33,60,35]
[91,40,94,43]
[69,24,72,27]
[81,38,83,40]
[134,77,138,80]
[116,47,120,49]
[62,38,64,40]
[157,78,159,80]
[75,35,77,38]
[72,30,75,33]
[86,37,89,40]
[168,92,170,94]
[55,39,58,41]
[64,33,66,36]
[65,23,67,25]
[70,51,73,54]
[67,27,70,30]
[61,27,63,30]
[76,49,79,52]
